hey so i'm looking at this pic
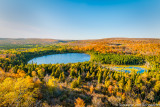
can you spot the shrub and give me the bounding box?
[108,96,121,106]
[92,96,103,107]
[46,77,58,96]
[75,97,85,107]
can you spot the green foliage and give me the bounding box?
[91,53,145,65]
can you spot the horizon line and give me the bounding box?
[0,37,160,41]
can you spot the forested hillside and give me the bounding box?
[65,38,160,55]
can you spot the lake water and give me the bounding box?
[112,67,147,73]
[28,53,90,64]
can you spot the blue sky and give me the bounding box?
[0,0,159,40]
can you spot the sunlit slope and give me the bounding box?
[63,38,160,55]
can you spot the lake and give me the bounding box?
[112,66,147,73]
[28,53,90,64]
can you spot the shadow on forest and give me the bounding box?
[41,86,92,107]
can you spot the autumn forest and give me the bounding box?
[0,38,160,107]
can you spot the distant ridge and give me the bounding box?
[0,38,159,45]
[0,38,73,45]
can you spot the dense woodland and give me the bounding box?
[0,38,160,107]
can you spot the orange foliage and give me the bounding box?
[108,85,114,94]
[116,92,122,97]
[34,78,42,87]
[90,85,94,94]
[65,38,160,55]
[75,97,85,107]
[17,69,26,77]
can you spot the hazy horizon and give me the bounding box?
[0,37,160,41]
[0,0,160,39]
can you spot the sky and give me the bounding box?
[0,0,160,40]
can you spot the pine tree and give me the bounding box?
[59,72,65,82]
[125,79,132,92]
[98,71,102,84]
[77,75,81,85]
[70,68,75,78]
[86,71,90,79]
[91,72,95,78]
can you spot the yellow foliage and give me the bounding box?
[154,81,160,92]
[125,79,132,92]
[37,69,45,78]
[47,77,58,95]
[0,76,39,106]
[141,72,148,82]
[135,98,141,104]
[47,77,58,87]
[32,71,37,77]
[105,80,111,88]
[121,93,126,101]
